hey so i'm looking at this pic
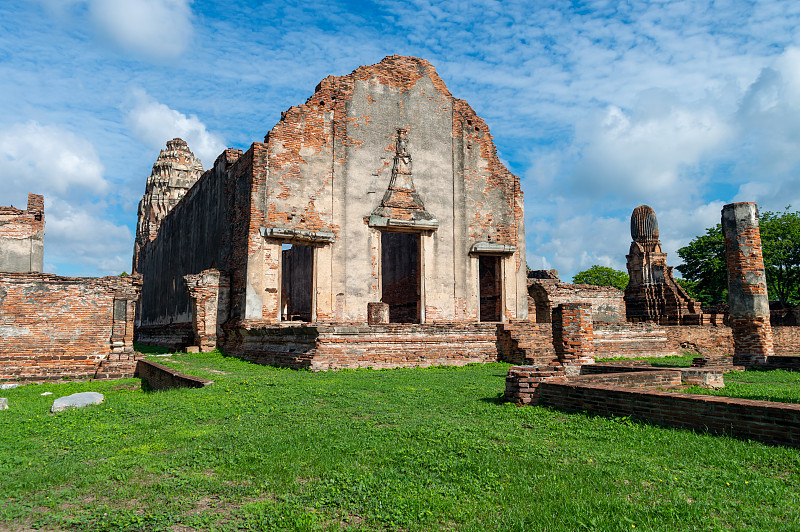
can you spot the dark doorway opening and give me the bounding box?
[381,232,420,323]
[479,255,502,322]
[282,243,313,322]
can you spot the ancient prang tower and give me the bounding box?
[132,138,203,273]
[624,205,701,324]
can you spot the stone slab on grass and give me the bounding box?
[51,392,104,413]
[0,383,20,390]
[0,398,7,410]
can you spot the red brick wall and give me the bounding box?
[0,273,141,381]
[223,323,498,371]
[538,381,800,447]
[528,280,625,324]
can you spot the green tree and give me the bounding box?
[675,224,727,305]
[572,265,629,291]
[676,207,800,306]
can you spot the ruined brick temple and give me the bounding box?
[0,195,142,381]
[133,56,527,369]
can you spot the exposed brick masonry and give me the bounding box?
[0,193,44,273]
[0,272,141,381]
[552,303,595,375]
[721,203,774,365]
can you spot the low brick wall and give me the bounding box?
[224,323,499,371]
[773,327,800,356]
[594,323,678,358]
[767,356,800,371]
[135,359,213,390]
[0,272,141,381]
[537,382,800,447]
[569,370,683,389]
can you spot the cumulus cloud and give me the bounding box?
[127,89,226,168]
[0,122,132,275]
[45,198,133,275]
[0,121,107,206]
[38,0,194,59]
[570,94,731,202]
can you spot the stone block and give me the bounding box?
[51,392,104,412]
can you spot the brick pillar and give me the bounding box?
[721,203,773,366]
[552,302,595,376]
[184,269,230,352]
[367,302,390,325]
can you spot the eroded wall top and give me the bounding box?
[0,192,44,273]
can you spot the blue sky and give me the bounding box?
[2,0,800,280]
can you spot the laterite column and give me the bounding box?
[552,302,595,376]
[721,203,773,366]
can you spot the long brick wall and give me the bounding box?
[0,272,141,381]
[537,381,800,447]
[223,323,498,371]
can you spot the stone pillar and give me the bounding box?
[184,269,230,352]
[721,203,773,366]
[367,302,390,325]
[552,302,595,376]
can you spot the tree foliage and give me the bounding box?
[676,207,800,306]
[572,265,629,291]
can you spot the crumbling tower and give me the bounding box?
[132,138,204,273]
[624,205,700,324]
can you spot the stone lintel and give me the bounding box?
[367,215,439,231]
[259,226,336,243]
[469,242,517,255]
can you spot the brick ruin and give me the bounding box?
[0,193,44,273]
[722,202,775,366]
[0,194,143,382]
[133,56,527,368]
[624,205,705,324]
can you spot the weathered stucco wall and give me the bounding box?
[236,55,527,325]
[0,193,44,273]
[0,272,141,381]
[135,149,248,343]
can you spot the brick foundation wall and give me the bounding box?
[665,325,734,355]
[0,272,141,381]
[224,323,499,371]
[568,370,683,388]
[537,382,800,447]
[135,359,213,390]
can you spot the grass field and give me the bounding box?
[684,368,800,404]
[1,351,799,531]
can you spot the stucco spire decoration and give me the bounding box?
[369,128,438,230]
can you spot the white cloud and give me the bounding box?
[45,198,133,275]
[36,0,193,59]
[127,90,226,169]
[571,95,731,202]
[0,121,107,206]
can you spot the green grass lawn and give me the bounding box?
[595,353,699,367]
[684,369,800,404]
[1,351,799,531]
